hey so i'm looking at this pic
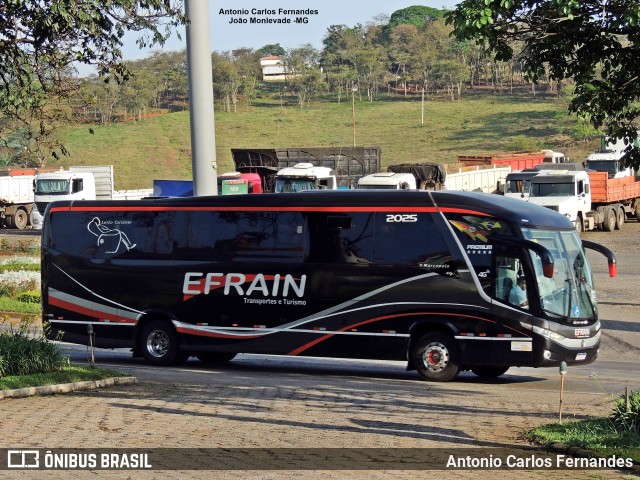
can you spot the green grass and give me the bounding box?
[527,419,640,463]
[0,297,40,314]
[55,93,600,190]
[0,365,126,390]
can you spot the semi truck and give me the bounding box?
[584,134,640,178]
[231,146,381,192]
[34,165,153,222]
[504,163,587,200]
[527,169,640,232]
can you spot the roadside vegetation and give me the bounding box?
[0,317,123,390]
[0,247,41,315]
[528,389,640,464]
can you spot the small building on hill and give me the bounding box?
[259,56,287,81]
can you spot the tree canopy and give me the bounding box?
[0,0,186,164]
[446,0,640,167]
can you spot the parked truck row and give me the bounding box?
[13,140,640,236]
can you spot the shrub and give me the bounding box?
[16,290,41,304]
[610,388,640,434]
[0,320,68,377]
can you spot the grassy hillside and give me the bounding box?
[57,93,599,190]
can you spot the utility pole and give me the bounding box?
[185,0,217,196]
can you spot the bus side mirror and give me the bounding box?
[582,240,617,277]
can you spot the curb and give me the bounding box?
[0,376,138,399]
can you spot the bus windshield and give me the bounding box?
[522,227,596,320]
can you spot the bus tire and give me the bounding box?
[471,366,510,378]
[196,352,237,364]
[139,319,187,366]
[413,332,460,382]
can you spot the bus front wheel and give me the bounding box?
[413,332,460,382]
[139,319,188,366]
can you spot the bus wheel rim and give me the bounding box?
[147,329,170,358]
[423,342,449,372]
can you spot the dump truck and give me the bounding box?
[34,165,153,222]
[0,174,36,229]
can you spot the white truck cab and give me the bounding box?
[274,163,337,192]
[357,172,417,190]
[504,170,539,200]
[528,170,591,231]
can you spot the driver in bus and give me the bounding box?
[509,276,528,309]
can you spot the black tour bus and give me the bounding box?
[40,190,616,381]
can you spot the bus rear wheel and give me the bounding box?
[471,366,510,378]
[139,319,188,366]
[413,332,460,382]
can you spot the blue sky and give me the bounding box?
[121,0,461,59]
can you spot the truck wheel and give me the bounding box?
[13,208,29,230]
[603,206,616,232]
[139,319,188,366]
[4,215,14,229]
[616,206,625,229]
[634,199,640,221]
[412,332,460,382]
[574,216,583,233]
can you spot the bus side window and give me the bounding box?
[496,255,517,301]
[307,213,373,264]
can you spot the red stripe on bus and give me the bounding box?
[287,312,527,356]
[48,296,134,324]
[49,205,489,216]
[175,326,264,340]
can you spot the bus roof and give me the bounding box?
[46,190,574,230]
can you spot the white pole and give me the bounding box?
[185,0,217,196]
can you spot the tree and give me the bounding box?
[446,0,640,167]
[385,5,447,33]
[285,45,323,108]
[0,0,186,166]
[257,44,286,57]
